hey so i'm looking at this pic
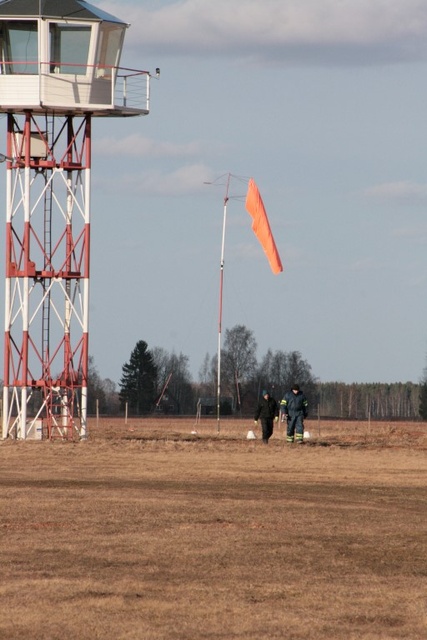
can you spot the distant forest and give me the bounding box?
[8,325,424,420]
[315,381,421,420]
[84,338,425,419]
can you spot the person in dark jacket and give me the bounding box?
[254,390,279,444]
[280,384,308,444]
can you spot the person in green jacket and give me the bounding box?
[280,384,308,444]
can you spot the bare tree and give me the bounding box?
[258,349,317,407]
[152,347,170,391]
[222,325,257,411]
[152,348,194,414]
[197,352,215,398]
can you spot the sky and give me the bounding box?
[4,0,427,386]
[88,0,427,385]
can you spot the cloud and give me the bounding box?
[94,134,208,158]
[100,0,427,66]
[363,181,427,205]
[349,257,379,271]
[362,182,427,241]
[232,242,264,259]
[106,163,217,196]
[391,224,427,242]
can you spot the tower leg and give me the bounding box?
[2,113,91,440]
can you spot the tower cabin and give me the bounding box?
[0,0,150,117]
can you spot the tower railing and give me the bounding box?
[0,62,151,115]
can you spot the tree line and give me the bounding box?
[2,324,424,420]
[88,325,426,420]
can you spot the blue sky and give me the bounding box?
[88,0,427,385]
[6,0,427,386]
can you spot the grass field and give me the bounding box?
[1,417,426,639]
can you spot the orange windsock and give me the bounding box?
[245,178,283,275]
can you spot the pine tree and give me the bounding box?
[119,341,157,415]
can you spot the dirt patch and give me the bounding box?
[0,418,426,639]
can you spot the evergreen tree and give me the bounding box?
[119,341,157,414]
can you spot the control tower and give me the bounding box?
[0,0,153,440]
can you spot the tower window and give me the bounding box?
[49,24,91,75]
[0,20,38,74]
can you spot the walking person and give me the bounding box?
[280,384,308,444]
[254,390,279,444]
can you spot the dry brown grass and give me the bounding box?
[1,418,426,639]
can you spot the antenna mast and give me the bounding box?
[216,173,231,434]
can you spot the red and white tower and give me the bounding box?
[0,0,152,440]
